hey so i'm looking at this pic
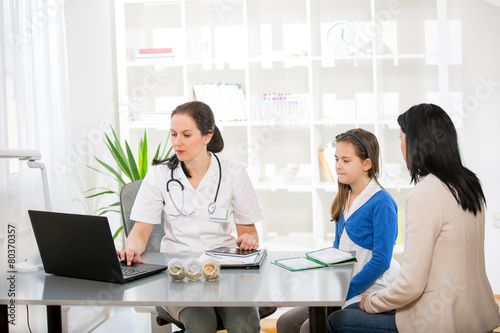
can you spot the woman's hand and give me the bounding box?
[119,221,153,265]
[235,224,259,250]
[360,295,368,310]
[236,233,259,250]
[116,248,146,266]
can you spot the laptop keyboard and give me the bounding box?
[122,267,148,277]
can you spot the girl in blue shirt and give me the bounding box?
[277,128,400,333]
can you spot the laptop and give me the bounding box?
[28,210,167,284]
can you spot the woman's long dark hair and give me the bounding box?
[153,101,224,178]
[398,103,485,215]
[330,128,381,223]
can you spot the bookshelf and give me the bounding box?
[114,0,459,249]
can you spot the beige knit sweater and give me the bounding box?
[364,174,500,333]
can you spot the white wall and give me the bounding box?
[453,0,500,293]
[62,0,500,293]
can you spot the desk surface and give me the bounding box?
[1,251,352,308]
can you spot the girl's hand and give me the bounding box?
[116,249,146,266]
[236,233,259,250]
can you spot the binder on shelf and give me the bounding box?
[209,82,228,120]
[201,83,223,121]
[219,83,238,120]
[192,82,247,122]
[192,84,208,105]
[318,149,335,182]
[323,141,336,180]
[234,84,248,119]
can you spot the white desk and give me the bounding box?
[1,251,353,332]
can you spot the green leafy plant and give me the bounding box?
[85,126,172,239]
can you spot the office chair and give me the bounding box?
[120,179,277,332]
[121,179,165,253]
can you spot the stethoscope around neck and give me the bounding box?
[166,153,222,217]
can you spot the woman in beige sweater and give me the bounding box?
[328,103,500,333]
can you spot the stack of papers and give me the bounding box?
[200,247,267,269]
[192,82,247,121]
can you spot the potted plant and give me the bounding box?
[85,126,172,239]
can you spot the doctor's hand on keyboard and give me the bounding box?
[116,248,146,266]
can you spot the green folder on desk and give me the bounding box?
[273,247,356,271]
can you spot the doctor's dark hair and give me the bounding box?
[330,128,381,223]
[153,101,224,177]
[398,103,485,215]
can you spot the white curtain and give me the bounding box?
[0,0,71,240]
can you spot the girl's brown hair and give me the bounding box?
[330,128,381,223]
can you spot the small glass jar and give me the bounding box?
[168,258,186,281]
[185,258,202,281]
[201,258,220,281]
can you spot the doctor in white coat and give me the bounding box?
[117,101,263,333]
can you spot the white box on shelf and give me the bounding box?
[214,25,246,69]
[381,21,398,56]
[355,93,377,120]
[202,26,212,70]
[382,92,400,117]
[155,96,185,113]
[283,23,309,57]
[260,24,273,69]
[322,94,356,122]
[425,20,462,65]
[384,163,401,179]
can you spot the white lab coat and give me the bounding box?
[130,152,263,253]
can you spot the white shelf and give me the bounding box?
[114,0,457,244]
[254,177,313,192]
[126,59,183,67]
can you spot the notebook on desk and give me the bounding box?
[27,210,167,284]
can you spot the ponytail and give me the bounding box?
[208,125,224,153]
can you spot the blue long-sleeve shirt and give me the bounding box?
[333,189,398,300]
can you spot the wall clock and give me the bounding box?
[327,20,357,56]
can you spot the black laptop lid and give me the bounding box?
[28,210,126,283]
